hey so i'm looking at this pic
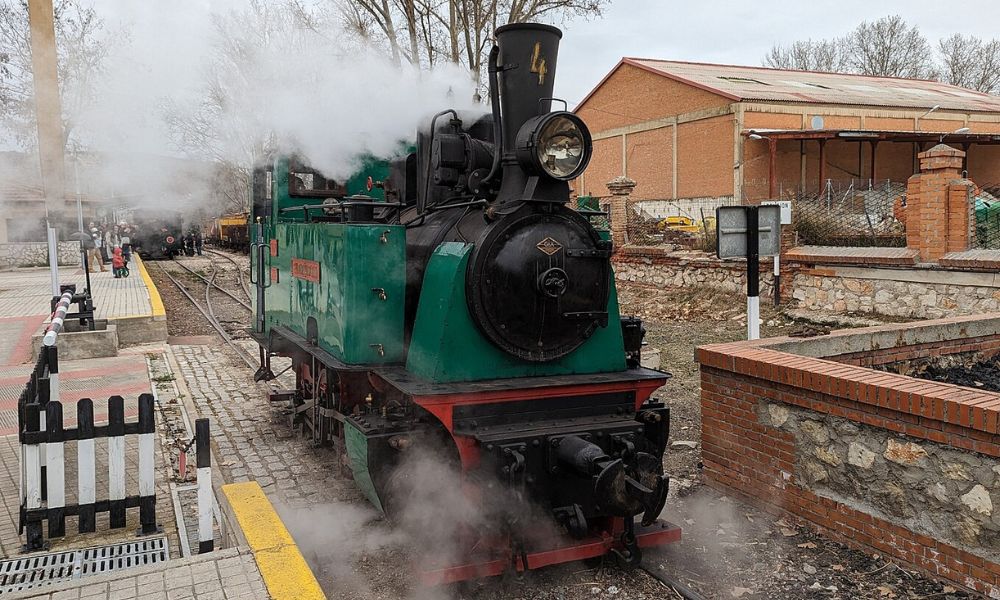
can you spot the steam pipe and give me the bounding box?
[481,45,503,187]
[421,109,459,215]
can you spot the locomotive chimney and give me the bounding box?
[495,23,562,153]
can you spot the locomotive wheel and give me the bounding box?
[378,426,462,520]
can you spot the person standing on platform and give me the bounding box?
[97,225,109,265]
[195,230,203,256]
[86,229,104,272]
[119,225,132,260]
[104,226,117,258]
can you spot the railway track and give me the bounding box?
[204,248,251,300]
[169,258,252,311]
[155,259,257,370]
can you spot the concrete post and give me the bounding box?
[606,176,636,249]
[905,144,970,262]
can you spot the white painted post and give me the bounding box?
[47,225,59,297]
[107,396,126,529]
[747,295,761,341]
[195,419,213,553]
[77,398,96,533]
[138,395,157,534]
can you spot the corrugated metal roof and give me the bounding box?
[623,59,1000,112]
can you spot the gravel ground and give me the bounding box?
[619,284,983,600]
[147,252,252,340]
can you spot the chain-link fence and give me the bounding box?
[973,184,1000,249]
[790,180,907,247]
[623,196,736,250]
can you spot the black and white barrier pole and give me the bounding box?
[45,401,65,538]
[108,396,126,529]
[196,418,213,553]
[43,292,74,347]
[77,398,97,533]
[138,394,157,535]
[746,205,760,341]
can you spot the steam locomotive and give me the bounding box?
[249,23,679,582]
[131,210,184,260]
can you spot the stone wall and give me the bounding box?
[759,400,1000,560]
[0,242,80,269]
[791,265,1000,319]
[697,314,1000,596]
[613,247,775,296]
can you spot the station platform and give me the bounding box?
[0,261,326,599]
[0,256,167,362]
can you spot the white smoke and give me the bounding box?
[69,0,477,210]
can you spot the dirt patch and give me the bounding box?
[622,284,981,599]
[909,356,1000,393]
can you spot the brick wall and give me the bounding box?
[575,61,737,201]
[576,63,732,133]
[697,314,1000,596]
[676,115,735,199]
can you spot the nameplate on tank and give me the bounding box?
[291,258,321,283]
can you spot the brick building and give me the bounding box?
[574,59,1000,205]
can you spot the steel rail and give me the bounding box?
[204,248,251,300]
[640,563,708,600]
[170,258,251,311]
[155,262,257,370]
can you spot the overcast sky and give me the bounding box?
[555,0,1000,105]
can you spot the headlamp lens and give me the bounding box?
[536,116,588,179]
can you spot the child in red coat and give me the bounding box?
[112,247,129,278]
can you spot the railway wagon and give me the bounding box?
[249,23,678,583]
[208,213,250,251]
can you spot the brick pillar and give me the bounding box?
[906,144,969,262]
[946,179,976,252]
[606,176,636,248]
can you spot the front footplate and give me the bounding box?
[418,519,682,586]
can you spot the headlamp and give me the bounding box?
[515,111,592,181]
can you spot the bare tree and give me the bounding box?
[939,33,1000,93]
[763,39,847,72]
[161,0,285,214]
[844,15,935,79]
[336,0,608,86]
[0,0,110,152]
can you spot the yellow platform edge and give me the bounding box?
[222,481,327,600]
[134,255,166,318]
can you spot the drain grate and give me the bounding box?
[0,536,169,595]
